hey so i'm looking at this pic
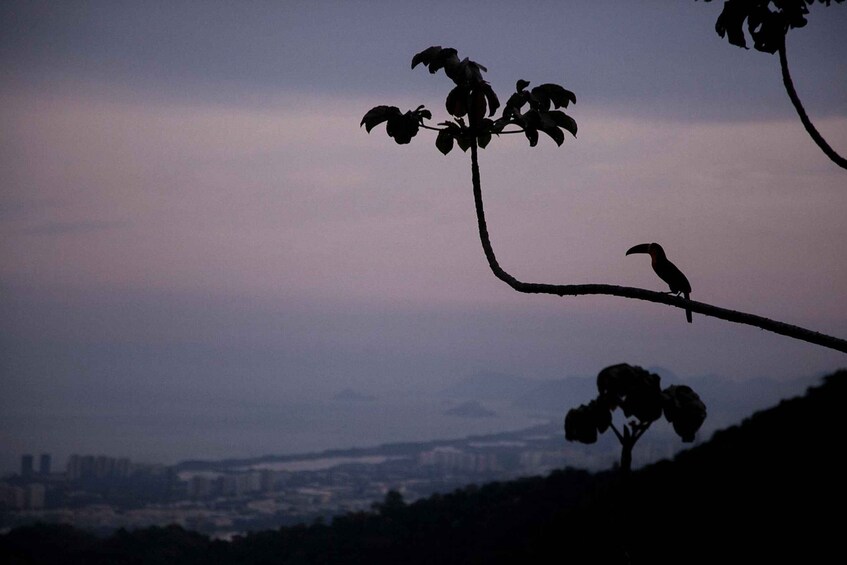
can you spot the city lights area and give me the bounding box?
[0,422,624,539]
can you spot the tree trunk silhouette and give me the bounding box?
[607,420,652,475]
[469,141,847,354]
[779,38,847,170]
[619,427,634,475]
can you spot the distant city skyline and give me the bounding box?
[0,422,611,536]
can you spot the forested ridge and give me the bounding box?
[3,369,845,564]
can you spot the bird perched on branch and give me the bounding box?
[626,242,693,323]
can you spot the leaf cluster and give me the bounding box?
[360,105,432,145]
[564,364,707,444]
[496,80,577,148]
[361,46,577,155]
[703,0,844,53]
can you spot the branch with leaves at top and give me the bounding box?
[702,0,846,170]
[361,46,577,152]
[361,46,847,355]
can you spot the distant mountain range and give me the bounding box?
[440,367,822,433]
[442,401,497,418]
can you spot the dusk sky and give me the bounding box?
[1,1,845,471]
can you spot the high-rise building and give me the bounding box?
[94,455,112,478]
[80,455,95,478]
[114,458,131,478]
[39,454,51,475]
[20,454,34,477]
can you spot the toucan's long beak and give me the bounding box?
[626,243,651,256]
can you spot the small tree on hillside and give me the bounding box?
[564,364,707,473]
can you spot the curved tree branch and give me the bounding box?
[469,142,847,354]
[779,38,847,170]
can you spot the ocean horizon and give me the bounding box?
[1,394,552,475]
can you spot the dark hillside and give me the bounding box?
[2,370,845,564]
[623,368,846,563]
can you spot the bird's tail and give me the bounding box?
[684,292,692,323]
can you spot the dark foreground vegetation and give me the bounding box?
[3,369,845,564]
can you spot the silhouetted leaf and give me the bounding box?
[435,130,454,155]
[516,79,530,92]
[715,0,749,48]
[540,124,564,146]
[477,131,492,149]
[386,111,420,144]
[412,46,458,75]
[456,134,471,152]
[429,48,459,76]
[449,57,487,85]
[597,364,633,399]
[524,127,538,147]
[565,399,612,444]
[505,92,528,115]
[531,84,576,111]
[446,86,468,117]
[480,83,500,116]
[415,106,432,122]
[663,385,707,443]
[564,404,598,444]
[537,113,564,146]
[360,106,402,133]
[411,46,443,69]
[597,364,662,418]
[362,105,431,144]
[549,110,578,137]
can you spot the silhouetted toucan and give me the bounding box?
[626,243,692,323]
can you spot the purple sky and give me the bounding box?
[1,1,846,470]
